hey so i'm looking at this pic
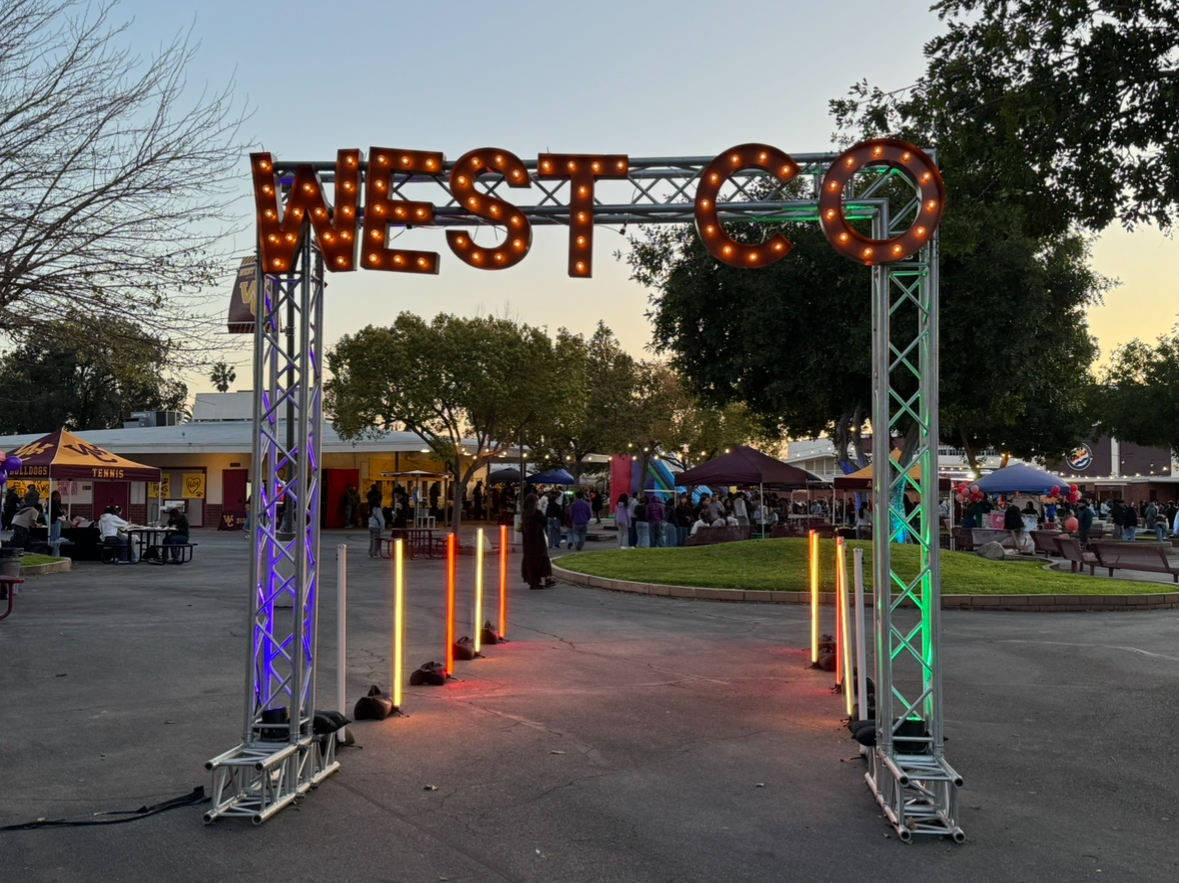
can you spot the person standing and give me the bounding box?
[590,490,603,524]
[546,489,564,549]
[1110,499,1124,540]
[49,490,66,550]
[1123,501,1139,541]
[614,493,631,549]
[1077,499,1094,547]
[367,502,385,558]
[647,494,665,547]
[569,490,592,551]
[733,492,748,527]
[472,481,484,520]
[633,493,650,548]
[675,496,693,546]
[163,507,190,562]
[520,493,555,589]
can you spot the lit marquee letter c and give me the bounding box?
[695,145,797,267]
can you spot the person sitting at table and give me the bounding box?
[690,513,711,536]
[98,505,136,563]
[162,507,189,562]
[10,490,45,549]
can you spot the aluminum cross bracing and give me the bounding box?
[205,237,336,825]
[868,204,963,842]
[216,150,958,833]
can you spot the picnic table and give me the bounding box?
[1089,541,1179,582]
[382,527,445,560]
[0,575,24,621]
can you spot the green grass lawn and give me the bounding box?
[559,538,1169,596]
[21,553,63,567]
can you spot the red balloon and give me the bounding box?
[1065,516,1079,532]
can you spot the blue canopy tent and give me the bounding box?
[527,468,575,486]
[972,463,1065,495]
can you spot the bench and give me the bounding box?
[1089,540,1179,581]
[686,526,752,546]
[0,575,23,621]
[146,542,197,565]
[1030,529,1063,557]
[1053,535,1097,575]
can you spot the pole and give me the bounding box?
[474,527,484,654]
[393,539,404,710]
[854,547,867,721]
[498,523,508,638]
[336,544,347,741]
[445,532,456,675]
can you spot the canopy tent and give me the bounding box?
[10,428,161,483]
[526,468,575,486]
[487,467,524,483]
[833,450,954,491]
[971,463,1066,495]
[675,445,818,488]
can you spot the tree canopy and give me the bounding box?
[1097,331,1179,456]
[325,313,569,534]
[0,316,187,433]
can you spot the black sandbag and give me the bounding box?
[453,636,476,660]
[353,684,395,720]
[409,661,447,686]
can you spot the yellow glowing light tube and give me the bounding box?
[837,537,853,715]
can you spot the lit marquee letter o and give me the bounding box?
[818,139,944,265]
[695,144,797,268]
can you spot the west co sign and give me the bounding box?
[250,139,943,277]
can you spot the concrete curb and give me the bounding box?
[550,564,1179,612]
[20,558,72,576]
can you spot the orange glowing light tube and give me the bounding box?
[499,524,508,638]
[447,148,533,270]
[695,144,797,268]
[392,538,404,710]
[809,530,819,664]
[252,149,361,274]
[445,532,456,676]
[474,528,485,654]
[362,146,444,274]
[817,138,945,266]
[536,153,628,277]
[837,538,853,715]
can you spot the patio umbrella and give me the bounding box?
[971,463,1066,495]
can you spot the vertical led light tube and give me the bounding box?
[474,528,484,654]
[834,536,843,687]
[392,539,404,710]
[445,533,456,676]
[809,530,819,664]
[853,547,867,721]
[498,524,508,638]
[838,537,854,715]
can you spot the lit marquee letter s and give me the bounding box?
[818,139,944,265]
[536,153,629,277]
[695,144,797,267]
[252,149,360,273]
[362,148,444,274]
[447,148,532,270]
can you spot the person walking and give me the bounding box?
[633,492,650,548]
[614,493,631,549]
[569,490,592,551]
[520,493,555,589]
[367,501,385,558]
[590,490,603,524]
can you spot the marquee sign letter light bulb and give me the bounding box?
[447,148,533,270]
[536,153,628,277]
[695,144,796,268]
[818,138,944,265]
[362,147,444,274]
[252,149,361,273]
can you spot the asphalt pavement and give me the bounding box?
[0,528,1176,882]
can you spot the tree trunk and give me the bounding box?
[833,410,853,474]
[850,404,868,467]
[959,427,981,476]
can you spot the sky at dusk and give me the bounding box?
[114,0,1179,390]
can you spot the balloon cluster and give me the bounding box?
[0,454,22,485]
[1044,483,1081,504]
[954,481,984,504]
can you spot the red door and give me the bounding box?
[222,469,249,529]
[92,481,129,519]
[324,469,360,528]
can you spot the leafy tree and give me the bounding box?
[0,0,245,345]
[326,313,565,537]
[210,361,236,393]
[0,316,187,432]
[1097,331,1179,456]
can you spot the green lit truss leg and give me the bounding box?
[868,211,964,843]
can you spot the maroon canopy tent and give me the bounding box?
[675,445,818,487]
